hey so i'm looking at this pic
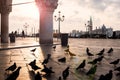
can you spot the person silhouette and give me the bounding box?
[9,31,15,42]
[22,30,25,38]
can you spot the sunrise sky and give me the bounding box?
[7,0,120,34]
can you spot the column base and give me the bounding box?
[1,38,8,43]
[39,39,53,45]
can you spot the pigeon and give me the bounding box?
[5,66,22,80]
[28,60,38,70]
[98,74,107,80]
[31,48,36,53]
[110,59,120,67]
[86,65,97,76]
[47,54,51,59]
[96,56,104,63]
[88,58,98,65]
[52,45,56,50]
[86,47,90,53]
[42,58,49,65]
[104,70,113,80]
[5,62,17,72]
[107,48,113,55]
[76,60,86,70]
[62,67,69,80]
[29,59,36,66]
[41,65,55,76]
[58,57,66,63]
[64,48,69,53]
[86,47,94,57]
[29,63,41,71]
[42,54,51,65]
[64,45,69,53]
[86,51,94,57]
[116,72,120,76]
[67,45,69,48]
[100,48,105,53]
[35,72,42,80]
[68,51,76,56]
[58,76,62,80]
[88,56,104,65]
[114,66,120,72]
[97,51,104,56]
[97,49,105,56]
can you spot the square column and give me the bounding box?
[1,13,9,43]
[35,0,58,44]
[0,0,12,43]
[40,11,54,44]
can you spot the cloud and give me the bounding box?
[7,0,120,32]
[58,0,63,6]
[75,0,120,25]
[77,0,107,12]
[76,0,120,13]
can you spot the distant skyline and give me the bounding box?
[1,0,120,34]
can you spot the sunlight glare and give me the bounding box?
[12,0,39,19]
[21,3,39,19]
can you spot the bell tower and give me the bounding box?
[88,16,93,35]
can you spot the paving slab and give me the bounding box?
[0,38,120,80]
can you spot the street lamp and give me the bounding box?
[54,11,65,39]
[24,23,29,36]
[85,23,87,32]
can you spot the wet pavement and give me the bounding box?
[0,37,120,80]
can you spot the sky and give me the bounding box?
[1,0,120,34]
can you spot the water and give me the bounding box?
[68,38,120,49]
[67,38,120,61]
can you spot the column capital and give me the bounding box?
[0,0,12,14]
[35,0,58,12]
[0,6,12,14]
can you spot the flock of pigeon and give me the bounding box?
[4,48,54,80]
[56,45,120,80]
[4,44,120,80]
[75,47,120,80]
[4,46,71,80]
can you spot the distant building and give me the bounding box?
[113,30,120,38]
[85,17,93,35]
[69,17,116,38]
[88,17,93,34]
[106,28,113,38]
[92,24,113,38]
[69,30,81,38]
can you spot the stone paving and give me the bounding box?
[0,38,120,80]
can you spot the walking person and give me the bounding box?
[22,30,25,38]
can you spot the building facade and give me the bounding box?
[92,24,113,38]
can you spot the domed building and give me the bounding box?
[92,24,113,38]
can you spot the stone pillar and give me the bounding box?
[0,0,12,43]
[1,12,9,43]
[35,0,58,44]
